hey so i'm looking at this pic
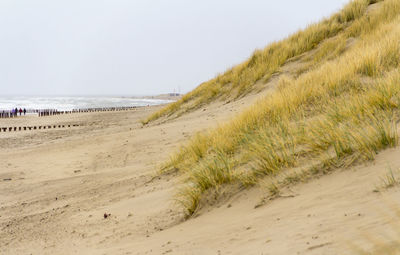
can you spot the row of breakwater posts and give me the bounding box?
[0,106,139,118]
[39,106,138,117]
[0,124,80,132]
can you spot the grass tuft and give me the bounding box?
[374,167,400,192]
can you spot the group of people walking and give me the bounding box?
[15,108,27,116]
[0,108,27,118]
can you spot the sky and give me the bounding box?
[0,0,350,96]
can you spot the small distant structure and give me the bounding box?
[168,93,180,97]
[168,87,181,97]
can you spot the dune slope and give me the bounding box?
[153,0,400,216]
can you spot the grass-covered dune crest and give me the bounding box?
[150,0,400,215]
[144,0,387,124]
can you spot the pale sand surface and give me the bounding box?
[1,97,400,254]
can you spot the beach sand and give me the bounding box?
[1,98,400,254]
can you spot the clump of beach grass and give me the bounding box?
[374,167,400,192]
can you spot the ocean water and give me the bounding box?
[0,96,173,111]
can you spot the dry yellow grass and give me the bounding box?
[144,0,385,124]
[151,0,400,215]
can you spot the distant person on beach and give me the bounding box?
[19,108,22,116]
[15,108,18,117]
[23,108,26,115]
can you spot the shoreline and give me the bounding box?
[0,95,177,113]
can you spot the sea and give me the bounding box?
[0,96,173,111]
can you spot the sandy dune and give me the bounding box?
[1,100,399,254]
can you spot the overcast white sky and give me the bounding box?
[0,0,349,96]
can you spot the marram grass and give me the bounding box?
[144,0,390,124]
[158,0,400,215]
